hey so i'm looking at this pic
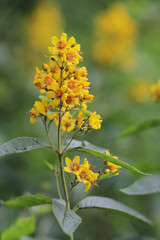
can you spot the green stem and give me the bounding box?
[44,119,56,150]
[55,174,65,207]
[70,234,74,240]
[57,103,69,208]
[59,153,70,208]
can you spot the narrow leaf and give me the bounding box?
[121,174,160,195]
[43,160,54,171]
[98,170,121,181]
[53,199,82,236]
[70,147,149,175]
[1,216,35,240]
[118,119,160,139]
[79,196,152,225]
[21,237,57,240]
[2,194,52,208]
[0,137,49,157]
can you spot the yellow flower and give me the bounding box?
[64,156,80,174]
[151,80,160,102]
[88,112,102,129]
[93,3,137,69]
[77,158,99,192]
[105,151,121,175]
[28,107,39,124]
[76,111,85,128]
[29,33,102,134]
[64,156,99,192]
[60,112,76,132]
[48,33,82,64]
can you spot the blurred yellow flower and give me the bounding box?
[151,80,160,102]
[93,2,137,69]
[27,1,64,52]
[131,80,150,103]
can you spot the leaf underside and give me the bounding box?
[121,174,160,195]
[0,137,49,157]
[79,196,152,225]
[53,199,82,236]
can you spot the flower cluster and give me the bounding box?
[92,3,137,69]
[64,156,99,192]
[28,33,102,131]
[151,80,160,102]
[105,151,121,175]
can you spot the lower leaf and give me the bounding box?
[79,196,152,225]
[53,199,82,236]
[1,216,35,240]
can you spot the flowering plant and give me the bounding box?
[0,33,152,240]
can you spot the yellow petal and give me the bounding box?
[73,156,80,165]
[51,36,59,46]
[65,157,72,167]
[84,182,91,192]
[64,167,72,173]
[30,117,37,124]
[60,33,67,42]
[67,36,75,47]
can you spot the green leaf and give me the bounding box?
[118,119,160,139]
[79,196,152,225]
[43,160,54,171]
[53,199,82,236]
[21,237,58,240]
[114,237,156,240]
[2,194,52,208]
[98,170,121,181]
[1,216,35,240]
[69,147,149,175]
[121,174,160,195]
[0,137,50,157]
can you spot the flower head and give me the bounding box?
[105,151,121,175]
[88,112,102,129]
[93,3,137,69]
[64,156,80,174]
[64,156,99,192]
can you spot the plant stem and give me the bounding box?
[70,234,74,240]
[55,174,65,207]
[44,119,56,150]
[59,153,70,208]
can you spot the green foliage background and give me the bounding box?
[0,0,160,239]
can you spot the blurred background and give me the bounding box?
[0,0,160,239]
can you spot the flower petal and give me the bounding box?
[73,156,80,165]
[51,36,59,46]
[60,33,67,43]
[65,157,72,167]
